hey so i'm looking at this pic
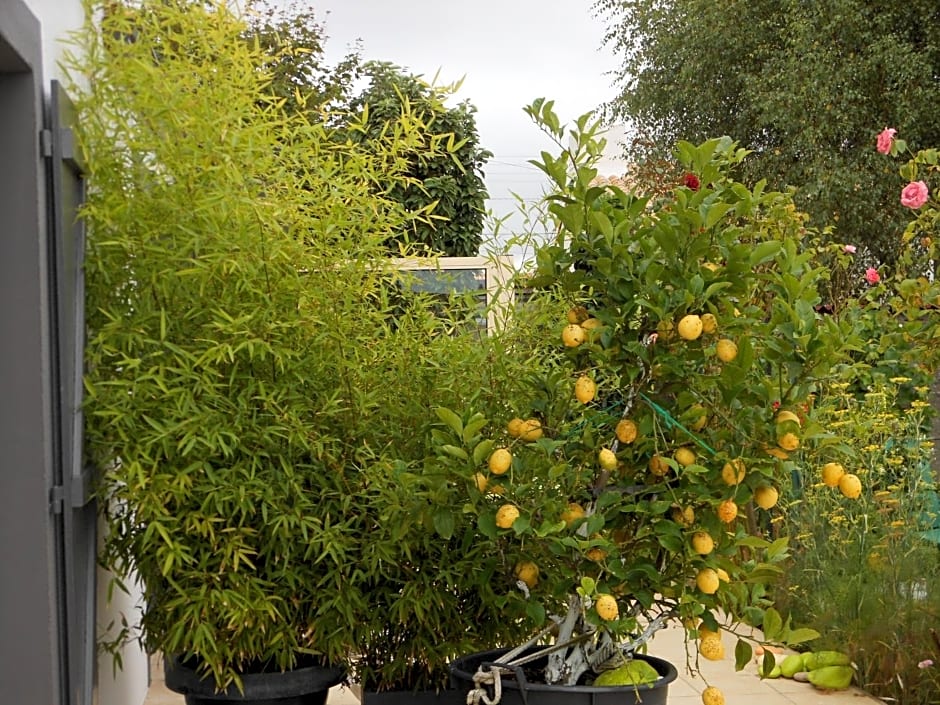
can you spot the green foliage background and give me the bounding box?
[597,0,940,274]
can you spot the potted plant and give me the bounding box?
[431,100,860,704]
[71,1,523,702]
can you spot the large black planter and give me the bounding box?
[449,647,678,705]
[164,655,344,705]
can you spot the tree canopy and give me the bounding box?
[597,0,940,276]
[346,62,492,257]
[245,3,491,257]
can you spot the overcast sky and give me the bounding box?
[306,0,625,251]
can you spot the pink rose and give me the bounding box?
[876,127,896,155]
[901,181,929,209]
[843,245,856,254]
[865,268,880,285]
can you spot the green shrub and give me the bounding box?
[779,380,940,703]
[69,0,530,692]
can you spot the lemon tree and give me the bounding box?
[429,101,857,686]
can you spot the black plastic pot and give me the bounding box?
[164,655,344,705]
[449,647,678,705]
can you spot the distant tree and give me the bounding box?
[242,8,490,257]
[346,62,491,257]
[596,0,940,274]
[243,0,362,113]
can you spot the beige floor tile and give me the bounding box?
[327,685,362,704]
[142,680,183,705]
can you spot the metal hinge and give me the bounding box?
[40,128,53,158]
[50,484,65,515]
[40,127,79,166]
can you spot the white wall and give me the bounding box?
[18,2,150,705]
[21,0,84,86]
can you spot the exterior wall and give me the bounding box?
[14,2,149,705]
[0,6,59,705]
[22,0,84,86]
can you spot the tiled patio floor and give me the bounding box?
[144,623,881,705]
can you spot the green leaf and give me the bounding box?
[525,601,546,624]
[704,202,734,230]
[734,639,753,671]
[760,651,776,678]
[463,414,488,443]
[440,445,469,461]
[433,509,455,539]
[749,241,782,267]
[762,607,783,641]
[785,627,820,646]
[434,407,464,436]
[472,439,495,466]
[477,513,497,539]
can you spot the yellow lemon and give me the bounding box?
[582,317,603,334]
[567,305,589,324]
[696,568,720,595]
[473,472,488,492]
[562,324,586,347]
[699,634,725,661]
[691,531,715,555]
[754,485,779,509]
[488,448,512,475]
[675,447,697,467]
[561,502,585,527]
[777,432,800,451]
[518,418,543,442]
[775,410,802,426]
[678,314,704,341]
[715,338,738,362]
[575,375,597,404]
[514,560,539,588]
[615,419,638,444]
[702,685,725,705]
[595,594,619,621]
[839,473,862,499]
[721,458,746,486]
[698,622,720,639]
[599,448,618,471]
[495,504,520,529]
[507,417,524,438]
[672,505,695,526]
[717,499,738,524]
[689,405,708,431]
[700,313,718,334]
[822,462,845,488]
[649,454,670,476]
